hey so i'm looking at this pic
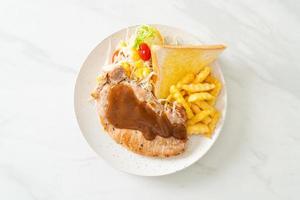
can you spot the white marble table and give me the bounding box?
[0,0,299,199]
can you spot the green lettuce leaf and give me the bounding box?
[132,25,158,49]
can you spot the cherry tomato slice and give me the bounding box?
[138,43,151,61]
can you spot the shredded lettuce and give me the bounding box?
[132,25,158,49]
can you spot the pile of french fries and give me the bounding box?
[166,66,222,137]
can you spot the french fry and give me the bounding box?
[184,96,190,106]
[208,98,216,106]
[191,103,201,114]
[205,75,222,97]
[182,83,215,93]
[188,92,214,102]
[187,123,210,135]
[194,66,211,83]
[211,84,221,97]
[194,101,215,115]
[184,97,192,110]
[187,110,213,125]
[208,111,220,135]
[170,85,194,119]
[202,116,212,125]
[181,90,187,97]
[205,75,216,83]
[176,73,195,88]
[166,65,222,138]
[180,73,195,84]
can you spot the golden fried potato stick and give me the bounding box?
[191,103,201,114]
[205,75,222,97]
[176,73,195,88]
[181,90,188,97]
[194,66,211,83]
[188,92,215,102]
[202,116,212,125]
[208,98,216,106]
[187,110,213,125]
[164,65,222,138]
[182,83,215,93]
[194,101,215,115]
[170,85,194,119]
[208,111,220,136]
[184,96,191,106]
[187,123,210,135]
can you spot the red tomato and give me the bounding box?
[138,43,151,61]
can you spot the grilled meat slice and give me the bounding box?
[94,67,187,157]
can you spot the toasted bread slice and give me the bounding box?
[151,45,226,98]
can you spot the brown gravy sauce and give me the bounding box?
[105,84,186,140]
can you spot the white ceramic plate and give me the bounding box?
[74,25,227,176]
